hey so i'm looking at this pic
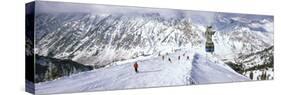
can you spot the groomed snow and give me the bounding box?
[35,49,249,94]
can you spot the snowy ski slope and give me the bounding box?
[35,49,249,94]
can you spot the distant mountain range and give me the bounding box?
[34,13,273,69]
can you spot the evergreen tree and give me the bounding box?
[249,71,254,80]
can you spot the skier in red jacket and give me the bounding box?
[134,62,139,73]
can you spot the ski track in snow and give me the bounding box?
[35,50,249,94]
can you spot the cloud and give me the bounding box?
[35,1,216,19]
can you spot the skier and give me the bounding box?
[133,62,139,73]
[205,26,216,54]
[168,58,172,63]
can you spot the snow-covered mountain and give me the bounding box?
[27,2,274,94]
[34,13,273,69]
[35,13,201,68]
[232,46,273,80]
[213,14,273,60]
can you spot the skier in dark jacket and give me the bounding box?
[168,58,172,63]
[133,62,139,73]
